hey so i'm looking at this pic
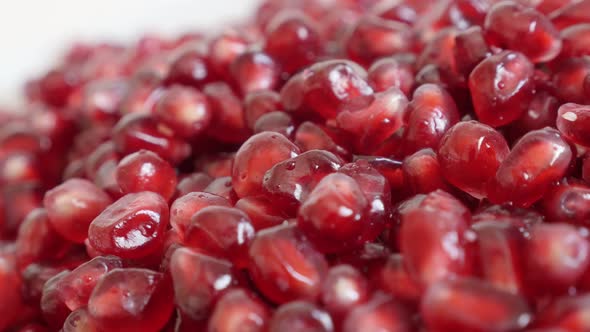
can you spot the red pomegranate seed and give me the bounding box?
[268,301,334,332]
[170,247,238,320]
[402,148,449,195]
[165,50,213,88]
[400,190,473,286]
[84,141,118,180]
[235,196,287,231]
[372,254,422,305]
[203,82,251,143]
[88,268,174,332]
[489,128,573,207]
[453,26,491,79]
[294,122,352,159]
[560,24,590,59]
[552,58,590,104]
[557,103,590,147]
[469,50,535,127]
[43,178,112,243]
[248,224,328,304]
[40,270,71,329]
[62,307,98,332]
[367,56,414,96]
[438,121,510,199]
[184,206,255,268]
[195,152,235,178]
[204,176,238,203]
[244,90,282,129]
[176,172,212,196]
[208,32,249,81]
[116,150,178,201]
[208,288,271,332]
[321,264,369,318]
[153,85,212,138]
[88,192,169,258]
[421,277,532,332]
[253,111,296,138]
[342,292,411,332]
[535,293,590,330]
[231,51,280,95]
[169,192,230,239]
[549,0,590,30]
[80,79,128,124]
[264,12,322,75]
[508,90,559,138]
[542,182,590,224]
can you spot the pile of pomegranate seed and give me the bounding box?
[4,0,590,330]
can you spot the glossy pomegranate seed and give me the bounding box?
[80,79,127,124]
[208,288,271,332]
[402,148,449,195]
[253,111,296,138]
[342,292,411,332]
[170,247,238,320]
[469,50,535,127]
[345,16,414,67]
[244,90,282,129]
[88,268,174,332]
[204,176,238,203]
[16,208,70,269]
[268,301,334,332]
[453,26,491,79]
[195,152,235,178]
[0,152,41,186]
[63,307,99,332]
[184,206,255,268]
[472,220,526,295]
[489,128,573,207]
[208,32,249,81]
[203,82,251,143]
[43,178,112,243]
[560,24,590,59]
[263,149,342,209]
[153,85,212,138]
[552,58,590,104]
[176,172,212,196]
[549,0,590,30]
[438,121,510,199]
[373,254,422,305]
[508,90,559,138]
[84,141,118,180]
[421,277,532,332]
[40,270,71,329]
[39,67,81,108]
[400,190,473,286]
[281,60,373,120]
[232,132,300,198]
[542,182,590,224]
[169,192,230,239]
[294,122,351,159]
[231,51,280,95]
[367,56,414,96]
[234,196,287,230]
[484,1,562,63]
[535,293,590,330]
[403,83,460,155]
[557,103,590,147]
[264,12,322,75]
[321,264,369,318]
[116,150,177,201]
[248,224,328,304]
[112,113,191,164]
[165,50,213,88]
[525,223,590,293]
[88,192,169,258]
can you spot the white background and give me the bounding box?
[0,0,258,108]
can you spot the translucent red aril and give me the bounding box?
[336,87,408,153]
[244,90,281,129]
[264,12,322,75]
[253,111,295,138]
[508,90,559,138]
[112,113,191,164]
[232,131,300,198]
[469,50,535,127]
[39,68,81,108]
[40,271,71,328]
[63,307,98,332]
[268,301,334,332]
[115,150,177,201]
[88,192,169,258]
[281,60,373,120]
[400,190,473,286]
[484,1,562,63]
[208,288,271,332]
[403,84,460,155]
[165,50,213,88]
[525,223,590,293]
[0,152,41,186]
[204,176,238,203]
[543,182,590,223]
[453,26,491,79]
[170,192,230,238]
[184,206,255,268]
[203,82,251,143]
[231,51,280,95]
[341,292,410,332]
[170,247,238,320]
[294,122,351,159]
[367,57,414,96]
[472,221,526,295]
[402,148,449,195]
[55,255,122,311]
[421,277,532,332]
[373,254,422,305]
[176,172,212,196]
[208,32,249,81]
[549,0,590,30]
[321,265,369,318]
[81,79,128,124]
[535,293,590,330]
[557,103,590,147]
[438,121,510,199]
[43,178,112,243]
[84,141,118,180]
[560,24,590,58]
[552,58,590,104]
[87,268,174,332]
[489,128,573,207]
[153,85,212,138]
[263,150,342,209]
[195,152,235,178]
[248,224,328,304]
[345,16,414,67]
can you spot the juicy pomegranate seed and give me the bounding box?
[508,90,559,138]
[402,148,449,195]
[208,288,271,332]
[253,111,296,138]
[169,192,230,239]
[268,301,334,332]
[342,292,411,332]
[469,50,535,127]
[87,268,174,332]
[204,176,238,203]
[40,270,71,328]
[560,24,590,58]
[63,307,98,332]
[294,122,352,159]
[165,50,213,88]
[321,264,369,317]
[115,150,177,201]
[367,57,414,96]
[153,85,212,138]
[557,103,590,147]
[489,128,573,207]
[454,26,491,79]
[536,293,590,331]
[231,51,281,95]
[203,82,251,143]
[421,277,532,332]
[175,172,212,196]
[244,90,281,129]
[88,192,169,258]
[438,121,510,199]
[373,254,422,305]
[552,57,590,104]
[43,178,112,243]
[549,0,590,30]
[208,32,249,81]
[248,224,328,304]
[543,182,590,224]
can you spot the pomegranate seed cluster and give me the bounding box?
[3,0,590,331]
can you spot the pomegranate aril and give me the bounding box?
[153,85,212,138]
[116,149,177,201]
[208,31,249,81]
[204,176,238,203]
[557,103,590,147]
[421,277,532,332]
[0,152,42,187]
[560,24,590,59]
[88,268,174,332]
[84,141,118,180]
[88,191,169,258]
[373,254,422,305]
[253,111,296,138]
[508,90,559,138]
[402,148,449,195]
[165,50,213,88]
[203,82,251,143]
[176,172,212,196]
[294,122,351,159]
[235,196,287,230]
[170,192,230,239]
[268,301,334,332]
[81,79,127,124]
[231,50,280,95]
[248,224,328,304]
[63,307,99,332]
[489,127,573,207]
[552,57,590,104]
[195,152,235,178]
[208,288,271,332]
[43,178,112,243]
[244,90,282,129]
[542,182,590,224]
[549,0,590,30]
[367,56,414,96]
[453,26,491,79]
[170,247,238,320]
[342,292,411,332]
[40,270,71,329]
[321,264,369,318]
